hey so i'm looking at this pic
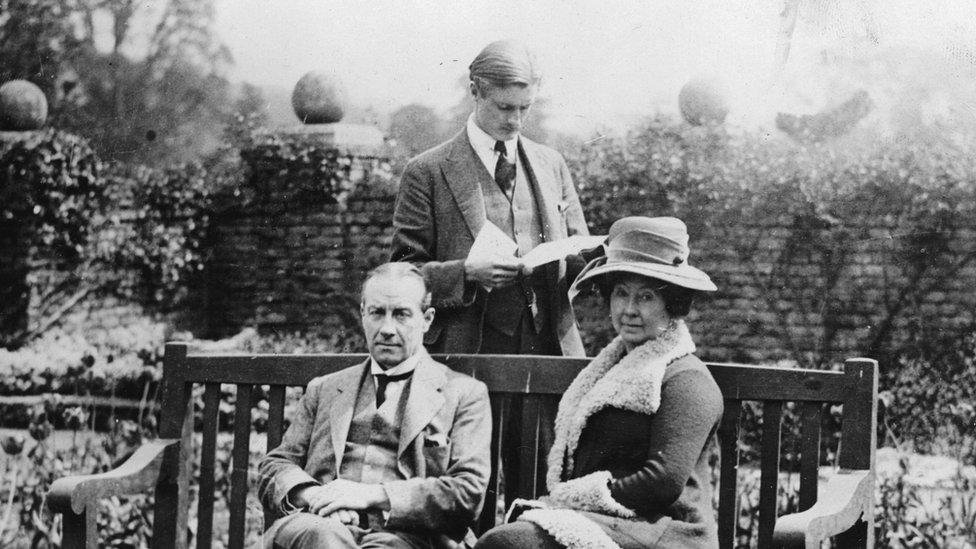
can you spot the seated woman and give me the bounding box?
[476,216,723,549]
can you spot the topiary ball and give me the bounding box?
[678,77,729,126]
[291,71,346,124]
[0,80,48,131]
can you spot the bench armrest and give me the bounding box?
[772,469,873,549]
[48,439,180,515]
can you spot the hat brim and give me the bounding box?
[570,257,718,296]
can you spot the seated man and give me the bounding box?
[258,262,492,549]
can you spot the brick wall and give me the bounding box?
[203,181,976,365]
[686,217,976,366]
[202,147,393,347]
[7,128,972,366]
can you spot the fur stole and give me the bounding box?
[546,319,696,489]
[516,320,697,549]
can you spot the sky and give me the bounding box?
[213,0,976,136]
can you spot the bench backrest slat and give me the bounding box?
[156,344,876,549]
[180,354,591,393]
[838,359,878,470]
[707,363,852,401]
[798,401,822,512]
[835,358,879,547]
[716,398,740,549]
[229,384,254,549]
[758,401,784,548]
[477,398,506,533]
[517,394,544,499]
[196,383,221,549]
[267,385,287,451]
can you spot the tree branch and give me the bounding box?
[773,0,801,76]
[9,286,91,348]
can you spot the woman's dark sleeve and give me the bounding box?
[609,369,723,513]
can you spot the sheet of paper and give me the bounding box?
[468,221,518,261]
[520,235,606,270]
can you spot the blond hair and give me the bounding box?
[469,40,541,95]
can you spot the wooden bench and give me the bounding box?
[49,342,878,549]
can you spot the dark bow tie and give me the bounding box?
[375,370,413,407]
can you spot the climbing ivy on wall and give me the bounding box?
[1,130,103,345]
[0,131,217,348]
[572,117,976,368]
[0,128,391,348]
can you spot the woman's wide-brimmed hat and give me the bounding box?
[571,216,717,294]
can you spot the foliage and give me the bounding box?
[388,103,444,161]
[1,115,396,347]
[234,130,395,212]
[0,395,155,548]
[0,0,80,102]
[0,327,348,547]
[0,129,102,260]
[98,161,214,305]
[880,331,976,465]
[571,116,976,367]
[720,454,976,548]
[0,0,234,166]
[0,130,103,344]
[0,130,222,348]
[220,83,270,155]
[0,322,164,433]
[876,453,976,548]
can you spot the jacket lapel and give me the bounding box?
[442,131,489,240]
[397,351,447,459]
[518,138,562,242]
[329,361,367,474]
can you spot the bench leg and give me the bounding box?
[61,506,96,549]
[834,519,870,548]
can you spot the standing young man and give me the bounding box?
[391,39,590,357]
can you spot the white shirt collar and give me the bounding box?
[466,113,518,173]
[369,347,425,377]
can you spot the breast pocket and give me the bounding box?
[420,432,451,475]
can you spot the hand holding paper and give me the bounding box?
[466,223,605,286]
[465,222,521,289]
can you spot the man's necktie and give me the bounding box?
[494,140,516,199]
[375,370,413,407]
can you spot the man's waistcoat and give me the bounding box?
[479,162,548,335]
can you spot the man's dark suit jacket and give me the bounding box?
[391,130,589,356]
